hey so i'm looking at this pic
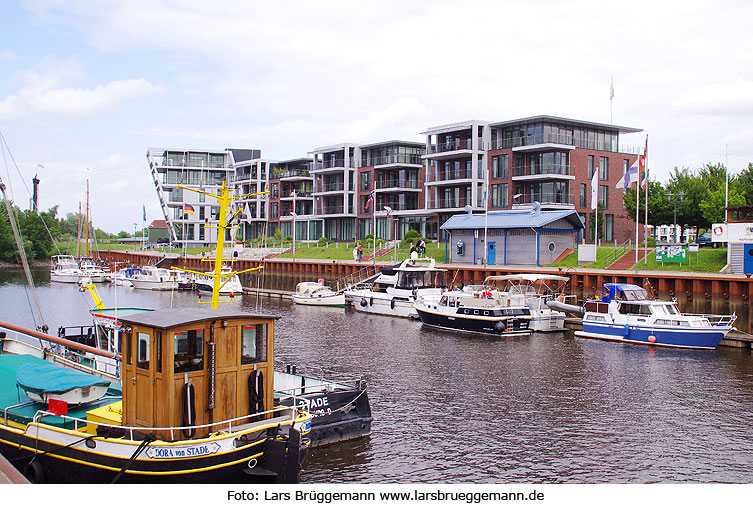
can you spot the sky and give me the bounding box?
[2,0,753,234]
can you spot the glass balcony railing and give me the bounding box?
[513,192,575,206]
[426,168,474,182]
[369,154,423,166]
[513,165,573,177]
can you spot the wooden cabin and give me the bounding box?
[117,308,277,439]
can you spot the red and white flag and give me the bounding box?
[640,136,648,190]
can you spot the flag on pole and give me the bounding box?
[616,159,639,189]
[184,204,195,215]
[640,136,648,190]
[365,181,376,211]
[610,78,614,101]
[143,204,147,222]
[291,190,297,215]
[590,167,599,209]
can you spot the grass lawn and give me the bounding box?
[549,245,728,273]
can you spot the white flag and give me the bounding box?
[591,167,599,209]
[610,78,614,100]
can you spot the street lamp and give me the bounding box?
[666,191,685,243]
[384,206,395,261]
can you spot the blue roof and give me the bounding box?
[440,207,584,231]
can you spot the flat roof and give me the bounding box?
[489,115,642,134]
[358,139,424,149]
[421,120,490,135]
[116,307,278,330]
[440,208,584,231]
[309,143,361,154]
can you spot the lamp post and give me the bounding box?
[384,206,394,262]
[666,191,685,243]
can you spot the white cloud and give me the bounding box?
[0,57,161,120]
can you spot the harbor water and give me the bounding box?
[2,269,753,483]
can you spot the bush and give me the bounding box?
[365,233,374,240]
[318,236,329,245]
[403,230,420,241]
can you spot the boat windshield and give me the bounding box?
[398,270,445,289]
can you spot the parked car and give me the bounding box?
[696,232,718,248]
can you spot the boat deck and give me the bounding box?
[0,354,119,428]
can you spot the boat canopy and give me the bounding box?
[16,362,110,396]
[601,283,652,302]
[483,274,569,294]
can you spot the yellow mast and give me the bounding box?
[172,181,267,309]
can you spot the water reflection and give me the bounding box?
[2,269,753,483]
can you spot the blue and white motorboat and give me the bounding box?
[549,283,736,350]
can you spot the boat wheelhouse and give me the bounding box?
[566,283,736,350]
[0,308,311,483]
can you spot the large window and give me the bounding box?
[492,155,509,179]
[587,156,595,179]
[605,214,614,242]
[241,324,268,364]
[492,183,509,207]
[599,185,609,209]
[599,157,609,180]
[174,329,204,372]
[580,183,587,208]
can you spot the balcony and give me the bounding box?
[423,138,482,157]
[376,179,420,190]
[312,158,356,171]
[425,198,474,210]
[315,182,354,194]
[511,192,575,209]
[425,168,475,183]
[369,154,422,167]
[512,165,575,181]
[281,191,313,199]
[493,133,641,155]
[272,168,312,180]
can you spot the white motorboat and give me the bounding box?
[78,258,108,283]
[109,267,140,286]
[480,274,570,332]
[194,265,243,295]
[128,265,177,290]
[345,257,446,318]
[49,255,82,283]
[292,281,345,307]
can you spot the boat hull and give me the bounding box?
[576,322,730,350]
[414,305,531,336]
[346,291,417,318]
[292,294,345,307]
[130,279,177,291]
[50,274,83,284]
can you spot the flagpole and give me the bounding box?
[372,181,376,268]
[643,136,649,265]
[634,177,639,272]
[483,165,489,266]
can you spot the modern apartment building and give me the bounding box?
[148,115,643,246]
[147,147,259,247]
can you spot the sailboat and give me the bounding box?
[0,180,312,483]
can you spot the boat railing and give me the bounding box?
[338,265,381,292]
[30,404,303,442]
[276,363,366,393]
[695,313,737,327]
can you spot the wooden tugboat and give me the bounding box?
[0,180,311,483]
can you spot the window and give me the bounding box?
[174,329,204,372]
[580,184,587,208]
[599,185,609,209]
[605,213,614,241]
[492,183,509,207]
[125,332,132,365]
[137,332,150,371]
[241,324,268,364]
[587,156,595,179]
[599,157,609,180]
[492,155,509,179]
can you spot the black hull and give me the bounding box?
[280,389,372,447]
[415,307,531,336]
[0,426,306,484]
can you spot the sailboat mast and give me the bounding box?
[76,201,82,259]
[85,180,90,256]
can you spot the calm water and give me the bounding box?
[2,269,753,483]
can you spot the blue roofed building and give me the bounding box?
[440,203,584,266]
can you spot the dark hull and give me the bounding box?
[279,389,372,447]
[415,306,531,336]
[0,426,306,484]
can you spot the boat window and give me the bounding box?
[155,331,162,374]
[125,331,132,365]
[440,296,448,306]
[666,304,679,315]
[174,329,204,372]
[137,332,150,371]
[618,303,651,315]
[586,314,606,322]
[241,324,268,364]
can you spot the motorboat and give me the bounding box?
[109,267,140,286]
[169,269,194,290]
[194,265,243,295]
[274,364,371,446]
[412,288,532,336]
[345,257,446,318]
[480,274,570,332]
[78,258,108,283]
[129,265,178,290]
[292,281,345,307]
[548,283,736,350]
[49,255,82,283]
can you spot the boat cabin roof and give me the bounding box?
[601,283,653,302]
[114,307,278,330]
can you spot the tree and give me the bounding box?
[588,201,605,242]
[621,179,673,227]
